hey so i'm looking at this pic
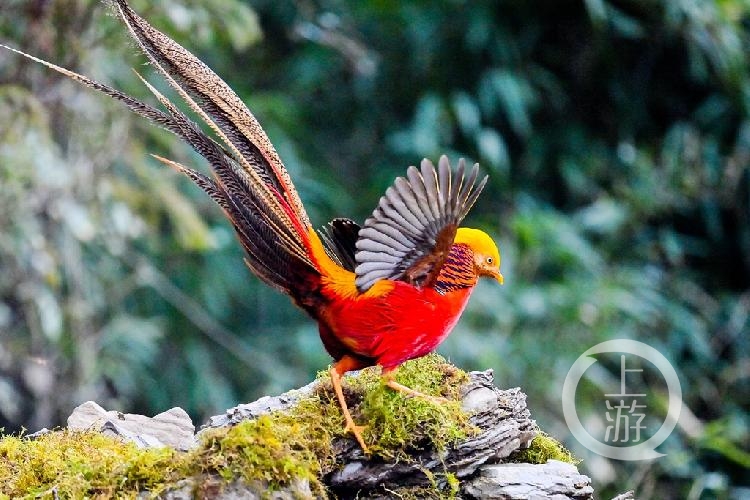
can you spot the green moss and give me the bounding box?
[190,413,330,495]
[368,469,460,499]
[2,354,564,498]
[0,429,183,498]
[381,483,457,499]
[314,353,475,459]
[0,418,328,498]
[510,432,581,465]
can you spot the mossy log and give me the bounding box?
[209,372,542,492]
[74,368,592,498]
[2,357,629,499]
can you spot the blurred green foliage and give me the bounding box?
[0,0,748,497]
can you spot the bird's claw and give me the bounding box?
[383,377,450,404]
[424,395,450,405]
[344,422,367,436]
[400,392,449,404]
[344,422,369,453]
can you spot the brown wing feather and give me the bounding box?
[402,223,457,287]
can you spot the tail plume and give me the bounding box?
[1,0,321,295]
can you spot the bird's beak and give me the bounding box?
[491,270,504,285]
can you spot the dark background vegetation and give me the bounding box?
[1,0,748,497]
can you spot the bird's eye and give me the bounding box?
[486,257,494,264]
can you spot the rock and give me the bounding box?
[25,427,51,439]
[463,460,594,499]
[67,400,195,450]
[610,491,635,500]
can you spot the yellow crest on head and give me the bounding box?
[454,227,501,269]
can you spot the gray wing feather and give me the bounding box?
[356,251,403,264]
[356,239,403,256]
[408,167,437,232]
[438,157,451,214]
[421,159,442,227]
[358,227,411,252]
[357,261,399,275]
[390,182,427,229]
[367,222,414,245]
[378,204,422,236]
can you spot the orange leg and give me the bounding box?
[382,368,449,404]
[330,356,369,453]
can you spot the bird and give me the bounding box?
[2,0,503,452]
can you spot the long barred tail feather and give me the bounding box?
[112,0,310,229]
[133,73,316,288]
[152,155,302,292]
[0,0,323,297]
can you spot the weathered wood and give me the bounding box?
[200,380,319,430]
[323,372,538,494]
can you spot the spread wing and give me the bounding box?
[355,155,487,291]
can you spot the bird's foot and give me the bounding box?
[330,361,370,453]
[383,377,449,404]
[343,421,369,453]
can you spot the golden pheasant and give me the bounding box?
[3,0,503,452]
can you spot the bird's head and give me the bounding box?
[454,227,504,284]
